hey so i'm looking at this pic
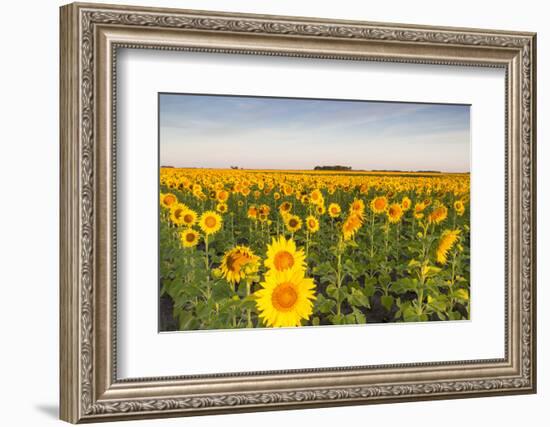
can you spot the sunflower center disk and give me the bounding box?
[273,251,294,271]
[185,233,195,243]
[227,253,250,273]
[272,282,298,311]
[205,217,217,227]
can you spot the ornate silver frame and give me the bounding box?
[59,2,537,423]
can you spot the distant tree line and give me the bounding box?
[313,165,352,171]
[370,169,442,173]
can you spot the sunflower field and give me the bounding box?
[159,168,470,331]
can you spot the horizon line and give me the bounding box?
[160,166,471,174]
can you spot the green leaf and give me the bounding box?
[362,280,376,297]
[423,265,442,278]
[449,310,464,320]
[326,284,338,299]
[315,294,335,314]
[381,295,394,312]
[403,307,420,322]
[408,259,421,268]
[330,313,345,325]
[378,273,391,286]
[177,311,194,330]
[240,298,257,311]
[352,308,366,324]
[345,240,359,248]
[392,278,417,294]
[454,288,470,302]
[326,284,346,301]
[211,280,233,302]
[431,300,447,312]
[312,261,335,276]
[347,288,370,308]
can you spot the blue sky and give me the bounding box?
[159,93,470,172]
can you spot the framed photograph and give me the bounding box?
[60,2,537,423]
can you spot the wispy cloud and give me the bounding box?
[160,94,470,172]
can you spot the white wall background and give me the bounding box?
[0,0,545,426]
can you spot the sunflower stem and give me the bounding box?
[246,281,252,328]
[231,213,235,243]
[384,220,389,254]
[448,250,459,316]
[370,212,375,258]
[204,235,211,300]
[336,237,343,317]
[396,222,401,260]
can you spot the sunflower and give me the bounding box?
[258,213,269,223]
[160,192,177,208]
[279,201,292,214]
[316,204,326,216]
[436,229,461,264]
[306,215,320,233]
[285,214,302,233]
[428,205,448,225]
[349,198,365,218]
[414,202,426,219]
[273,192,281,200]
[401,196,412,211]
[387,203,404,224]
[370,196,388,214]
[310,189,324,206]
[220,245,260,284]
[199,211,223,235]
[282,184,293,196]
[328,202,341,218]
[255,268,316,327]
[454,200,465,216]
[259,204,271,216]
[181,207,197,227]
[342,213,363,241]
[169,203,187,225]
[216,189,229,203]
[264,235,306,273]
[193,188,205,200]
[247,205,258,220]
[216,202,228,214]
[180,229,200,248]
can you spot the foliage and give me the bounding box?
[159,168,470,330]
